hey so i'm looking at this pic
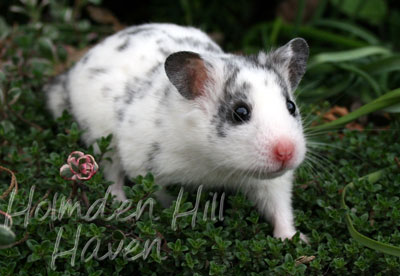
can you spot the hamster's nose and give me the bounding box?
[273,140,294,163]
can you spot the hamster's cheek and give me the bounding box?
[295,134,307,165]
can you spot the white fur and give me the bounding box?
[45,23,308,241]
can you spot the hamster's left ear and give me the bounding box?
[165,51,212,100]
[260,38,309,91]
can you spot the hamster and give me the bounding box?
[45,23,309,241]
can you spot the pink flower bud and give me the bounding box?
[60,151,99,181]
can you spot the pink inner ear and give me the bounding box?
[187,58,209,98]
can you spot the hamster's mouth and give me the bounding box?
[254,170,287,179]
[239,167,288,180]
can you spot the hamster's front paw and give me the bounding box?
[110,183,127,201]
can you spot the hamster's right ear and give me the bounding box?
[266,38,309,91]
[165,51,212,100]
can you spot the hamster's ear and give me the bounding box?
[165,51,211,100]
[264,38,309,91]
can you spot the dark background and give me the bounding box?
[2,0,400,51]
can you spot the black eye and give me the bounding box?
[287,100,296,116]
[232,103,251,123]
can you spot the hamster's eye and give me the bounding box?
[286,100,296,116]
[232,103,251,123]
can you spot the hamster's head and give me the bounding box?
[165,38,309,179]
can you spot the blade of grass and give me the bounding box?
[361,55,400,74]
[309,0,329,24]
[245,22,368,51]
[341,166,400,257]
[309,46,391,67]
[179,0,192,26]
[336,63,381,97]
[298,75,355,102]
[309,88,400,132]
[279,23,368,48]
[383,103,400,113]
[293,0,306,35]
[269,17,282,46]
[261,24,270,50]
[313,19,379,45]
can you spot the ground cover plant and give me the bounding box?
[1,0,400,274]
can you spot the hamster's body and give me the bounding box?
[45,23,309,240]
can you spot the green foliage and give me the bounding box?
[341,167,400,257]
[1,0,400,275]
[0,225,16,246]
[330,0,387,25]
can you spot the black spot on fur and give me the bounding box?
[246,54,261,66]
[81,53,91,64]
[242,53,290,99]
[117,38,130,51]
[113,96,125,121]
[206,42,221,53]
[154,118,162,127]
[147,142,161,172]
[123,77,153,105]
[122,27,156,38]
[124,80,137,105]
[214,106,228,138]
[149,62,162,75]
[175,37,199,47]
[173,37,221,53]
[163,87,171,98]
[88,68,107,79]
[116,108,124,121]
[159,47,170,57]
[115,63,164,122]
[121,64,161,105]
[211,66,253,137]
[119,26,152,37]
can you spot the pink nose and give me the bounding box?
[273,140,294,162]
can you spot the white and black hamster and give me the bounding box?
[45,23,309,241]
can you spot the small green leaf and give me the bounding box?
[185,253,194,269]
[38,37,55,59]
[0,226,16,247]
[284,253,293,263]
[27,253,41,263]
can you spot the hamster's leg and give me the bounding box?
[101,154,127,201]
[249,172,307,242]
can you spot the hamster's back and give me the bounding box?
[45,23,222,144]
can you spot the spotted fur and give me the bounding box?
[45,23,309,241]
